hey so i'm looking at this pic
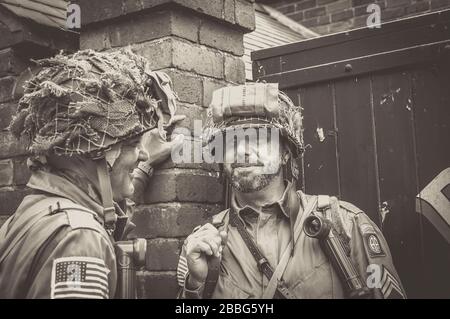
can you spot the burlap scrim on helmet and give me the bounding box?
[9,48,177,156]
[203,83,305,157]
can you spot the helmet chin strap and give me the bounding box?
[282,151,300,256]
[95,156,117,234]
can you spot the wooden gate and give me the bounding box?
[252,10,450,298]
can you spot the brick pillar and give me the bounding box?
[79,0,255,298]
[0,49,30,220]
[0,5,77,226]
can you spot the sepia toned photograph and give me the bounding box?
[0,0,449,305]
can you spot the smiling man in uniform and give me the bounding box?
[0,48,183,298]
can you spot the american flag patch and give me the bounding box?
[51,257,110,299]
[177,255,189,287]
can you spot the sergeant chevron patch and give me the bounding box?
[381,266,405,299]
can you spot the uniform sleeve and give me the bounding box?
[346,210,407,299]
[176,212,229,299]
[176,235,205,299]
[27,227,117,299]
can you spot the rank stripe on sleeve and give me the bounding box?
[381,266,405,299]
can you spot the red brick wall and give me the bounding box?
[272,0,450,34]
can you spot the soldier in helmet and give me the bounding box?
[0,48,184,299]
[177,83,406,299]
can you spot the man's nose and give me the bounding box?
[236,139,247,155]
[235,139,255,163]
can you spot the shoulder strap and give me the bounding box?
[339,200,363,215]
[316,195,351,254]
[229,211,296,299]
[203,210,229,299]
[262,193,318,299]
[317,195,331,211]
[211,209,230,231]
[204,257,220,299]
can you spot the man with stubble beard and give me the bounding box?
[176,83,406,299]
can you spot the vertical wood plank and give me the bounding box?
[334,76,380,225]
[253,12,450,298]
[372,70,421,297]
[293,83,340,197]
[412,60,450,298]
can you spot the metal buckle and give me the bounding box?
[257,257,268,271]
[104,206,117,233]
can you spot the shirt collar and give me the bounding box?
[230,181,300,222]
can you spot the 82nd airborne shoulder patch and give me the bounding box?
[365,233,385,258]
[360,223,386,258]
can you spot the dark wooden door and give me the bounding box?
[253,10,450,298]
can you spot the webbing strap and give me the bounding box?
[229,213,296,299]
[317,195,331,211]
[261,194,318,299]
[203,256,220,299]
[95,158,116,233]
[202,216,228,299]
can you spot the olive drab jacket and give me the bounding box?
[0,169,134,299]
[177,182,406,299]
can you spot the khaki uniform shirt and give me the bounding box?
[178,182,406,299]
[0,169,132,299]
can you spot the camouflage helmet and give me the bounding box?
[203,83,304,158]
[9,48,177,158]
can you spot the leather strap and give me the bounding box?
[262,193,318,299]
[203,219,226,299]
[317,196,351,257]
[229,212,296,299]
[95,158,116,234]
[203,256,220,299]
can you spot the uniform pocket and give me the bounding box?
[212,274,251,299]
[290,261,334,299]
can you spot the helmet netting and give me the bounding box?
[203,90,305,156]
[9,48,174,157]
